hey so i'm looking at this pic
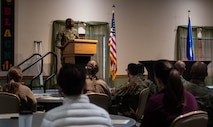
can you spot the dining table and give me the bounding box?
[0,112,136,127]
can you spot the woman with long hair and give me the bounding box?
[140,60,198,127]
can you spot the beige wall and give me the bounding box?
[12,0,213,76]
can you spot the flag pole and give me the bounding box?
[188,10,190,17]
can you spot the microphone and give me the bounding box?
[74,34,79,39]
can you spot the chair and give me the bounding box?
[135,88,150,122]
[0,92,21,114]
[85,92,111,112]
[170,110,208,127]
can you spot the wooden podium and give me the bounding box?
[61,39,98,65]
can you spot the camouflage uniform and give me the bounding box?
[180,75,190,87]
[56,28,78,65]
[56,28,78,47]
[84,77,111,99]
[137,73,157,95]
[112,74,152,119]
[185,82,213,127]
[83,60,111,98]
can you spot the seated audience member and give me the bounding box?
[137,63,157,95]
[84,60,111,97]
[141,60,198,127]
[40,64,113,127]
[111,63,151,119]
[184,61,213,127]
[174,60,190,86]
[3,66,37,112]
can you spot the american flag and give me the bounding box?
[109,10,117,80]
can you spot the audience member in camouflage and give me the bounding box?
[174,60,190,86]
[137,63,157,95]
[184,61,213,127]
[83,60,111,98]
[111,63,153,119]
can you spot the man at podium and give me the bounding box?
[55,18,79,65]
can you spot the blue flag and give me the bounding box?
[186,16,194,60]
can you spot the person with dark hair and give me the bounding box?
[112,63,140,96]
[56,18,79,65]
[111,63,150,119]
[141,60,198,127]
[56,18,78,49]
[3,66,37,112]
[185,61,209,95]
[40,64,113,127]
[184,61,213,127]
[84,60,111,98]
